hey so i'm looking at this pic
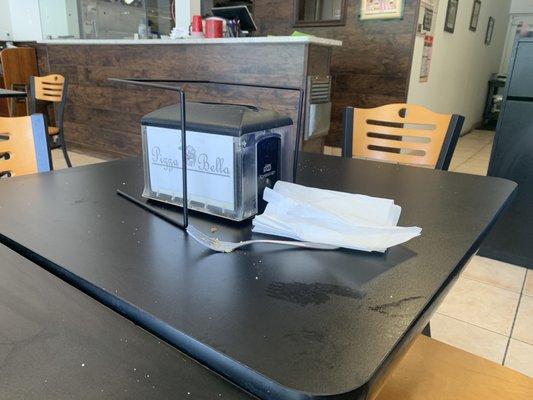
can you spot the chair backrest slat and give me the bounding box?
[343,104,464,170]
[0,115,50,177]
[32,74,66,103]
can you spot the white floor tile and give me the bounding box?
[505,339,533,377]
[524,271,533,296]
[431,313,508,363]
[437,277,520,336]
[51,149,108,170]
[462,256,526,293]
[512,295,533,345]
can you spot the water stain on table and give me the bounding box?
[368,296,424,316]
[266,281,365,306]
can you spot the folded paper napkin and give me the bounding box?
[170,27,190,39]
[252,181,422,252]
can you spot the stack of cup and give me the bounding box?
[190,15,224,39]
[191,15,204,38]
[205,17,224,38]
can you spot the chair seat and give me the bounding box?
[48,126,59,135]
[375,335,532,400]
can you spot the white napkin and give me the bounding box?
[170,27,190,39]
[252,181,421,252]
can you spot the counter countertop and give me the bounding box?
[37,36,342,47]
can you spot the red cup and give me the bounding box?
[191,15,203,33]
[205,18,223,38]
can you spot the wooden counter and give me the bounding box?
[32,37,341,157]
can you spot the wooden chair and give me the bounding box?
[0,79,10,117]
[0,114,51,177]
[0,47,38,117]
[374,335,532,400]
[342,104,464,170]
[29,74,72,168]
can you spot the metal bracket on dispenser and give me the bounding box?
[111,78,189,229]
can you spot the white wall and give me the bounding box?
[510,0,533,14]
[0,0,13,40]
[40,0,81,38]
[408,0,512,132]
[2,0,80,41]
[8,0,43,41]
[65,0,80,38]
[39,0,70,38]
[175,0,201,30]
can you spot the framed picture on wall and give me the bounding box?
[485,16,495,45]
[469,0,481,32]
[444,0,459,33]
[360,0,404,20]
[417,0,438,36]
[423,8,434,31]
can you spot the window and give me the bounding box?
[294,0,346,27]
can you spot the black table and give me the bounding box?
[0,154,515,400]
[0,88,26,98]
[0,243,253,399]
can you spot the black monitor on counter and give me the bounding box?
[211,5,257,34]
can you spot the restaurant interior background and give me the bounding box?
[0,0,530,148]
[0,0,532,387]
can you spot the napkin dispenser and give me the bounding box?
[141,102,294,221]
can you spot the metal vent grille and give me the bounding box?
[309,76,331,103]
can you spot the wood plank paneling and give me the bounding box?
[64,83,300,155]
[306,44,332,76]
[64,121,142,157]
[254,0,420,147]
[30,42,324,156]
[46,44,307,88]
[33,44,51,75]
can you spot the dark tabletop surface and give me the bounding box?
[0,88,26,98]
[0,154,515,399]
[0,243,253,399]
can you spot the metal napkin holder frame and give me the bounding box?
[109,77,304,230]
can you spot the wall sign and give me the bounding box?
[419,35,434,82]
[444,0,459,33]
[469,0,481,32]
[485,16,495,45]
[417,0,439,36]
[145,126,235,210]
[360,0,404,20]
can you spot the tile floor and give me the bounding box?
[448,129,494,175]
[51,147,110,170]
[418,130,531,376]
[56,131,533,377]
